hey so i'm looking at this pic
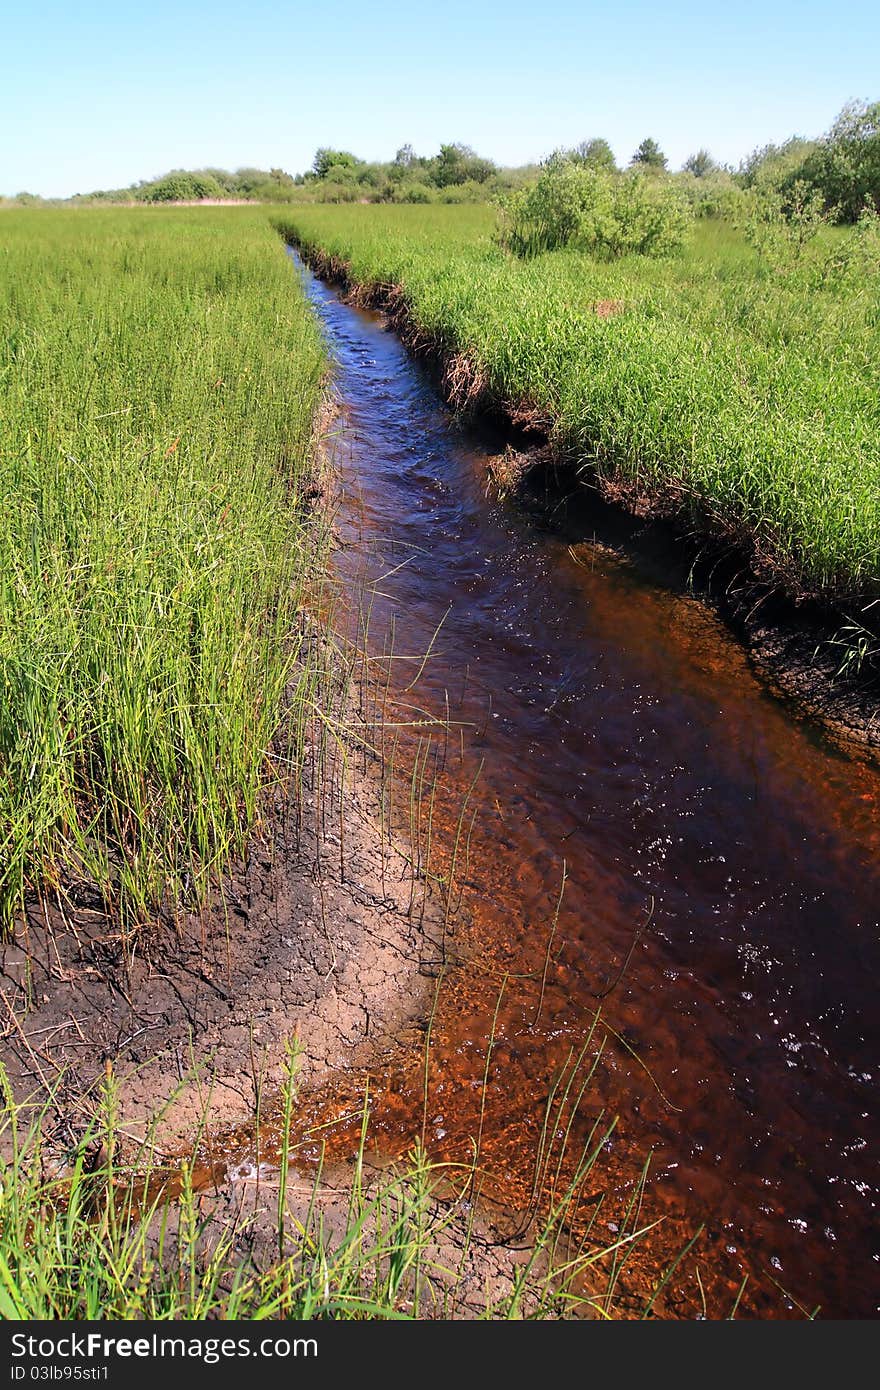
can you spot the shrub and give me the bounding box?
[676,170,743,219]
[318,180,361,204]
[740,179,832,267]
[818,201,880,289]
[800,100,880,221]
[738,137,817,192]
[601,171,692,256]
[739,102,880,224]
[431,143,497,188]
[400,183,432,204]
[497,159,608,255]
[498,158,692,258]
[437,180,489,204]
[138,171,225,203]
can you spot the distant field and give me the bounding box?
[0,208,326,930]
[277,205,880,606]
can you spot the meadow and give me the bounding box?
[277,204,880,609]
[1,197,871,1321]
[0,208,326,933]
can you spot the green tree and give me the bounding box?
[431,143,496,187]
[631,138,667,172]
[389,144,418,186]
[683,149,717,178]
[573,138,617,172]
[803,99,880,219]
[311,148,361,179]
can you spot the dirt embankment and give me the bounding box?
[288,239,880,760]
[0,403,410,1156]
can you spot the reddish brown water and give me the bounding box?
[292,253,880,1318]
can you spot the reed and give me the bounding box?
[0,207,327,934]
[0,1052,683,1320]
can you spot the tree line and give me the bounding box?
[4,99,877,219]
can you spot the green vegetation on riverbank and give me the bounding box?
[0,1054,679,1320]
[0,207,326,932]
[277,203,880,609]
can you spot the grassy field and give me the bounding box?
[276,204,880,609]
[0,207,326,933]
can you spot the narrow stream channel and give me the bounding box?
[291,250,880,1318]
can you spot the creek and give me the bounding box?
[293,250,880,1318]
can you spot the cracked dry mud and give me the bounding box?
[0,738,440,1154]
[0,714,573,1315]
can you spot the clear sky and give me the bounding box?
[2,0,878,198]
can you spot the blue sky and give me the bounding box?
[3,0,878,197]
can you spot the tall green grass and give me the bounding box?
[0,208,326,932]
[277,205,880,605]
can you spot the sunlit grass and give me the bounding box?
[276,205,880,605]
[0,208,326,932]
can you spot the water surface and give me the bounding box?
[294,251,880,1318]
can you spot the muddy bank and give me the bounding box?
[0,703,584,1316]
[0,406,441,1156]
[288,239,880,759]
[0,399,613,1318]
[0,657,435,1156]
[0,629,601,1319]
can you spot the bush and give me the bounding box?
[431,143,497,188]
[800,100,880,221]
[739,180,832,267]
[497,158,692,258]
[498,160,607,254]
[676,170,743,220]
[399,183,432,204]
[317,180,361,204]
[603,171,692,256]
[738,137,818,192]
[438,179,488,204]
[138,171,225,203]
[818,202,880,289]
[739,102,880,224]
